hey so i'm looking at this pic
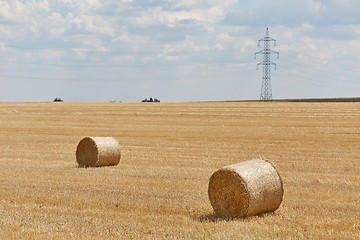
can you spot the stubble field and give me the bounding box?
[0,101,359,239]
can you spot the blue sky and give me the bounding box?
[0,0,360,102]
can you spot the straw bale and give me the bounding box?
[208,159,283,218]
[76,137,121,167]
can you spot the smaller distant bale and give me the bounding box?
[208,159,283,218]
[76,137,121,167]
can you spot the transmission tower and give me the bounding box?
[255,28,279,101]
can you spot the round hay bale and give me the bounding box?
[76,137,121,167]
[208,159,283,218]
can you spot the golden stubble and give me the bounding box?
[208,159,283,218]
[0,102,359,239]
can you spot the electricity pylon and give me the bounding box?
[255,28,279,101]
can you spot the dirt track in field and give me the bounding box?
[0,102,359,239]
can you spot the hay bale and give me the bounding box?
[208,159,283,218]
[76,137,121,167]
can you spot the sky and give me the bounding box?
[1,0,360,102]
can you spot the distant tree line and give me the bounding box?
[142,97,160,102]
[53,97,63,102]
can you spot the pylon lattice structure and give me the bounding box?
[255,28,279,101]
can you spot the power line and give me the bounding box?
[3,40,360,98]
[5,44,260,56]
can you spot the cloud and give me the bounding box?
[223,0,323,27]
[67,14,115,36]
[124,0,237,32]
[0,1,25,24]
[223,0,360,28]
[1,0,360,101]
[56,0,102,12]
[315,0,360,26]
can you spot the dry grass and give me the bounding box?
[76,137,121,167]
[0,101,359,239]
[208,159,283,218]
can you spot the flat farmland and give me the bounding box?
[0,102,359,239]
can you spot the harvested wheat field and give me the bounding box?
[0,101,359,239]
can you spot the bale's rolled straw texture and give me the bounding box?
[76,137,121,167]
[208,159,283,218]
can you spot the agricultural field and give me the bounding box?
[0,101,359,239]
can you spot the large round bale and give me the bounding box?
[208,159,283,218]
[76,137,121,167]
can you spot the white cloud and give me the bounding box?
[223,0,360,28]
[74,0,102,13]
[0,1,25,24]
[127,0,237,31]
[67,14,114,36]
[0,0,51,39]
[56,0,101,12]
[223,0,324,26]
[113,32,149,44]
[174,0,236,10]
[30,0,50,11]
[1,0,360,101]
[216,33,232,43]
[162,35,209,53]
[46,12,66,37]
